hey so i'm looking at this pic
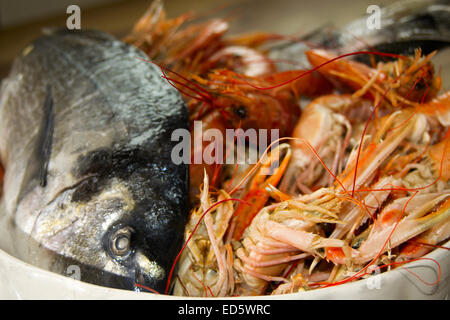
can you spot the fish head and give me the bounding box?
[31,147,188,293]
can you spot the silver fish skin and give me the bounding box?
[0,30,189,293]
[268,0,450,81]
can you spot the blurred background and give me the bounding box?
[0,0,389,78]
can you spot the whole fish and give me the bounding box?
[0,30,189,293]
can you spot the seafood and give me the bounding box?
[397,218,450,261]
[234,108,449,292]
[173,144,293,297]
[173,173,235,297]
[1,0,446,298]
[122,0,449,297]
[171,45,450,295]
[279,46,449,196]
[0,30,189,293]
[279,94,374,195]
[174,95,449,296]
[305,49,442,106]
[230,144,292,241]
[267,0,450,71]
[126,0,334,203]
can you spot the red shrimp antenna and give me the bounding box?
[227,137,350,199]
[229,51,405,91]
[312,257,442,289]
[139,57,240,123]
[137,57,214,102]
[189,264,215,297]
[176,275,190,296]
[134,283,161,294]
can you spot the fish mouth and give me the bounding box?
[56,256,167,293]
[47,244,165,292]
[133,251,167,294]
[52,257,136,290]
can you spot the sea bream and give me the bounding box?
[0,30,189,293]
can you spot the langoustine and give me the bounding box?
[124,0,450,296]
[174,84,449,297]
[125,0,333,203]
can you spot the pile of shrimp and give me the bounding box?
[126,0,450,296]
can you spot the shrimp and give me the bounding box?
[230,143,292,241]
[396,218,450,261]
[233,188,346,295]
[125,0,227,75]
[187,69,302,137]
[125,1,333,203]
[125,0,276,78]
[132,2,450,296]
[323,107,450,265]
[184,72,302,203]
[277,56,445,196]
[326,194,450,265]
[306,49,442,107]
[279,94,374,195]
[173,105,449,296]
[173,173,235,297]
[174,144,291,296]
[184,67,333,202]
[234,107,449,294]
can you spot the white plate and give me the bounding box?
[0,240,449,300]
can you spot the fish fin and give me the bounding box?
[18,86,55,202]
[37,86,55,187]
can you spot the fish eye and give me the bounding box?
[109,226,134,258]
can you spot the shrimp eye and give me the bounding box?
[109,226,133,258]
[233,105,247,119]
